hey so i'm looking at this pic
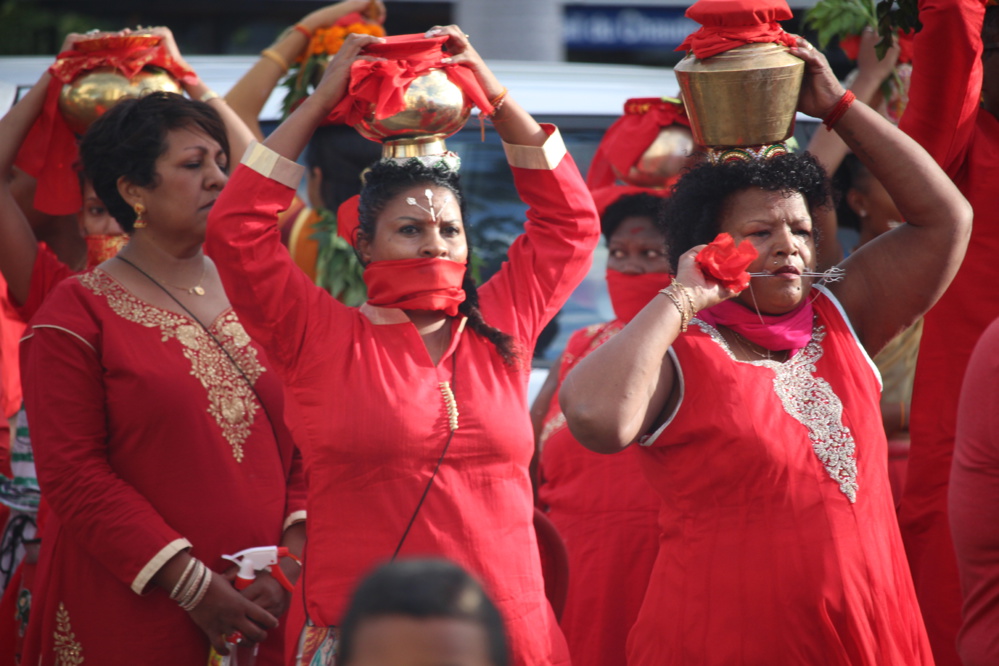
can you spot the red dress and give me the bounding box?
[20,269,306,665]
[538,320,661,666]
[204,129,599,666]
[897,0,999,661]
[950,317,999,666]
[627,287,932,665]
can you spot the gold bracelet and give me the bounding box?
[260,48,289,74]
[672,279,698,320]
[199,90,220,103]
[660,286,690,332]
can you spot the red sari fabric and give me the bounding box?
[628,287,932,665]
[19,271,305,665]
[897,0,999,663]
[204,129,599,666]
[537,320,661,666]
[951,317,999,666]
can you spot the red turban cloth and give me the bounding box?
[676,0,799,59]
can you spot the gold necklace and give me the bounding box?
[726,327,786,363]
[118,257,208,296]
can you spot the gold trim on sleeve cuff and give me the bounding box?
[283,510,307,532]
[502,125,567,171]
[241,142,306,189]
[132,537,192,595]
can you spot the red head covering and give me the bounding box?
[677,0,799,59]
[587,97,690,191]
[326,34,494,127]
[337,194,362,245]
[14,34,195,216]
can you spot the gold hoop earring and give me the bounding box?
[133,203,147,229]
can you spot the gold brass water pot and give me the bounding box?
[674,42,804,147]
[58,66,182,135]
[353,69,472,158]
[615,125,695,187]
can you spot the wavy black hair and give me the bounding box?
[662,152,831,271]
[79,91,229,232]
[338,558,508,666]
[601,192,669,243]
[358,159,519,366]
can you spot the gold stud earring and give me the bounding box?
[133,203,147,229]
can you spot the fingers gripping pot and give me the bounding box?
[326,34,496,158]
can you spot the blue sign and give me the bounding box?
[564,5,697,51]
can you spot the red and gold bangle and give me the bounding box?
[824,90,856,131]
[292,23,312,40]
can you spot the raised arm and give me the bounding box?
[792,40,972,355]
[0,73,49,306]
[224,0,383,141]
[898,0,984,173]
[559,250,735,452]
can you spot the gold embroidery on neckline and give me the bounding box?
[694,320,860,502]
[54,602,83,665]
[80,270,265,462]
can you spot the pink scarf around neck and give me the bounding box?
[697,297,814,355]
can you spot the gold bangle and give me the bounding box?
[199,90,220,103]
[660,286,690,332]
[260,48,289,74]
[672,279,698,318]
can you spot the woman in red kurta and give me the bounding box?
[896,2,999,661]
[534,193,669,666]
[205,29,598,666]
[559,34,971,665]
[19,92,306,664]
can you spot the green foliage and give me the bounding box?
[312,208,368,306]
[875,0,921,58]
[804,0,878,49]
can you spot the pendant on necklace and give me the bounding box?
[190,286,206,296]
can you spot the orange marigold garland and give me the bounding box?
[281,21,387,117]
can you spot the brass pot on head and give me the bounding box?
[614,125,696,187]
[58,66,183,135]
[353,69,472,158]
[674,42,804,148]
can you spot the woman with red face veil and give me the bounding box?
[894,1,999,662]
[530,192,669,666]
[558,17,971,664]
[204,26,598,666]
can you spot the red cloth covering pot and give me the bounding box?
[677,0,799,59]
[586,97,689,192]
[14,34,195,216]
[326,34,494,126]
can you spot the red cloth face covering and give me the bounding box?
[698,297,814,355]
[606,269,672,324]
[363,257,467,316]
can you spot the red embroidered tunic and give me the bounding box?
[537,320,661,666]
[204,128,599,666]
[897,0,999,661]
[627,288,932,665]
[20,271,305,665]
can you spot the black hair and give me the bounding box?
[338,558,508,666]
[358,159,519,366]
[662,152,831,271]
[79,91,229,232]
[601,192,668,243]
[304,124,382,211]
[831,153,870,232]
